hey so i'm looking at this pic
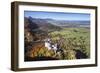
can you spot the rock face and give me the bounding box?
[24,17,62,57]
[24,17,59,61]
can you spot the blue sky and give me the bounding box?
[24,11,90,21]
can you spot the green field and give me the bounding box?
[48,27,90,59]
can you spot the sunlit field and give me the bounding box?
[48,27,90,59]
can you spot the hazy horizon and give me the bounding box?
[24,11,90,21]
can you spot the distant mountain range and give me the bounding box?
[25,16,90,33]
[44,18,90,28]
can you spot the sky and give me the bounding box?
[24,11,90,21]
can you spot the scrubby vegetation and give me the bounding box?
[49,28,90,59]
[25,28,90,61]
[24,17,90,61]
